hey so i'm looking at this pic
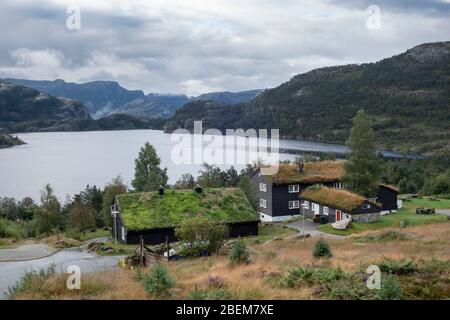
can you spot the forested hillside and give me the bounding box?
[165,42,450,154]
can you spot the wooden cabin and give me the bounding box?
[111,187,259,245]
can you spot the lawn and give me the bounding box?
[246,223,298,243]
[317,197,450,236]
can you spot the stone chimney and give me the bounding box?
[296,160,304,174]
[195,184,203,194]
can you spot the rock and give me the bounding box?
[331,218,351,230]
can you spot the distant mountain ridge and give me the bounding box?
[0,80,164,133]
[4,78,263,120]
[4,78,145,118]
[164,42,450,154]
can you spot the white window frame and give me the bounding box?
[260,199,267,208]
[288,184,300,193]
[334,182,344,189]
[323,206,329,216]
[369,197,377,203]
[362,204,371,209]
[289,200,300,209]
[259,183,267,192]
[311,203,319,211]
[303,200,310,209]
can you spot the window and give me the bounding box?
[303,201,310,209]
[121,227,126,241]
[260,199,267,208]
[323,206,329,216]
[362,204,371,209]
[259,183,267,192]
[289,200,300,209]
[334,182,344,189]
[311,203,318,211]
[369,197,377,203]
[288,184,300,193]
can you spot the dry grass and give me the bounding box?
[271,160,345,184]
[13,222,450,300]
[301,186,369,212]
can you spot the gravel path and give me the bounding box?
[288,219,345,239]
[0,244,58,262]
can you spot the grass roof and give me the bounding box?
[270,160,345,185]
[300,186,375,213]
[380,183,400,192]
[117,188,258,231]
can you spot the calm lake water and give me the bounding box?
[0,129,406,201]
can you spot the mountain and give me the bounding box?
[0,81,164,133]
[0,133,25,148]
[4,78,145,118]
[192,89,263,105]
[164,100,245,133]
[165,42,450,154]
[0,80,91,132]
[111,93,189,119]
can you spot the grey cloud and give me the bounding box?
[0,0,448,95]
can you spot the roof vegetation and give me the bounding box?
[300,186,377,213]
[380,183,400,192]
[269,160,345,185]
[117,188,258,231]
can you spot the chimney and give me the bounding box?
[159,185,165,196]
[194,184,203,194]
[296,160,304,173]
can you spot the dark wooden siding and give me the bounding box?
[250,172,272,216]
[377,186,398,211]
[120,220,260,245]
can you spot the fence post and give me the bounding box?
[140,236,144,268]
[166,236,170,262]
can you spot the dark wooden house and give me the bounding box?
[299,186,381,223]
[111,188,259,245]
[250,160,399,222]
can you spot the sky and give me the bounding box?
[0,0,449,96]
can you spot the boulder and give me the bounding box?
[331,218,351,230]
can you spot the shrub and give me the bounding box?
[176,216,228,257]
[188,285,208,300]
[377,274,402,300]
[0,218,24,239]
[205,275,225,289]
[378,258,418,275]
[229,239,250,265]
[313,239,332,258]
[8,265,55,298]
[141,263,175,297]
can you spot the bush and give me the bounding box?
[8,265,55,298]
[377,274,402,300]
[229,239,250,265]
[176,216,228,257]
[378,258,418,275]
[0,218,24,239]
[313,239,332,258]
[141,263,175,297]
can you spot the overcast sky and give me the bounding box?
[0,0,449,95]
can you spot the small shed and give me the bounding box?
[112,188,259,244]
[299,186,381,223]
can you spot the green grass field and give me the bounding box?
[317,197,450,236]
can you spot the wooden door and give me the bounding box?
[336,210,342,221]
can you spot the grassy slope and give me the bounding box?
[13,223,450,300]
[317,198,450,236]
[117,188,258,231]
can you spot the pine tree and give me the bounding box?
[131,143,168,192]
[35,184,62,236]
[343,109,381,197]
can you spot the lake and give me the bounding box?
[0,129,407,201]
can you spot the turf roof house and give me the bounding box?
[250,160,400,222]
[300,186,380,223]
[111,188,259,245]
